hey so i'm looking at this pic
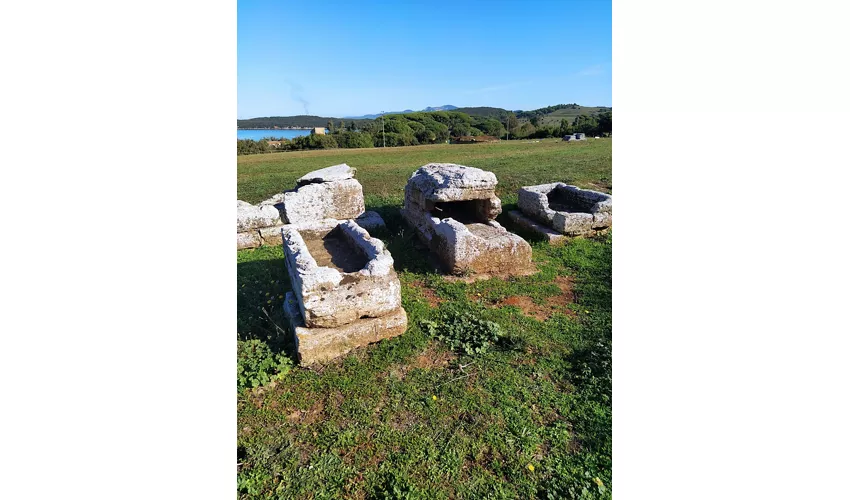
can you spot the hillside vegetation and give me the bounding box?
[238,103,612,131]
[237,139,612,498]
[238,108,612,155]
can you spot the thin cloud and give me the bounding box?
[576,64,606,77]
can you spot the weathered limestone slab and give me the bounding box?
[237,230,261,250]
[516,183,612,237]
[296,163,355,185]
[277,178,365,224]
[517,183,562,226]
[506,210,566,243]
[592,212,612,229]
[237,200,282,232]
[406,163,498,202]
[553,212,594,235]
[354,211,386,232]
[284,292,407,366]
[238,164,384,249]
[401,163,534,277]
[282,219,401,328]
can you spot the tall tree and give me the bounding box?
[327,120,334,133]
[558,118,571,137]
[506,112,518,139]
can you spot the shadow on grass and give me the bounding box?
[364,202,440,275]
[236,256,298,361]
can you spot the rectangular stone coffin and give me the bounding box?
[401,164,533,276]
[517,183,612,236]
[281,219,401,328]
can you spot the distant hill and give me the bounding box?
[422,105,458,112]
[345,105,457,120]
[345,110,412,120]
[237,104,610,129]
[517,104,612,126]
[456,104,611,126]
[453,107,511,118]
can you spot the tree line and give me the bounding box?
[237,109,612,155]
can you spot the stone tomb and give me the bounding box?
[236,164,385,250]
[508,183,612,240]
[401,163,534,277]
[281,218,407,365]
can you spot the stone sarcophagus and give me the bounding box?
[236,164,385,250]
[281,218,407,365]
[508,183,612,241]
[401,163,534,277]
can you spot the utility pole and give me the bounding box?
[505,114,509,141]
[381,111,386,147]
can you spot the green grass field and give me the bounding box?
[237,139,612,499]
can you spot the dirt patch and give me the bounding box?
[389,410,421,431]
[412,345,457,370]
[495,275,576,321]
[409,280,443,307]
[382,343,456,382]
[300,399,325,425]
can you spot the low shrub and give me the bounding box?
[237,339,292,390]
[420,308,502,355]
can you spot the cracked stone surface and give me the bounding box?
[276,178,365,225]
[238,164,387,249]
[282,219,402,328]
[258,225,286,246]
[405,163,498,202]
[296,163,356,186]
[402,163,533,277]
[517,183,612,237]
[284,292,407,366]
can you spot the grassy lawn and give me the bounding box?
[237,138,612,206]
[237,139,612,499]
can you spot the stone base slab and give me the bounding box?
[237,230,261,250]
[506,210,566,243]
[284,292,408,366]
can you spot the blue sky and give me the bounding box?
[237,0,611,119]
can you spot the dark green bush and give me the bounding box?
[288,133,338,150]
[333,131,374,149]
[236,139,269,155]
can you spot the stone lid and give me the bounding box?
[296,163,356,185]
[408,163,497,201]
